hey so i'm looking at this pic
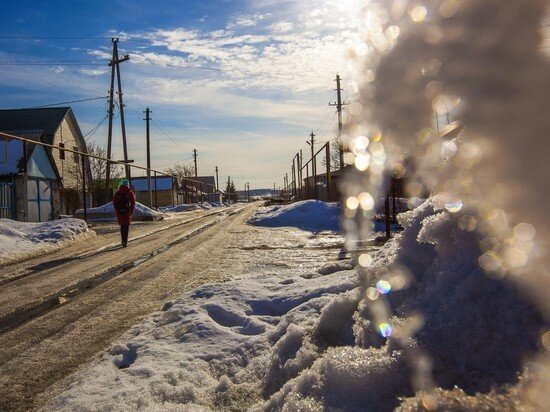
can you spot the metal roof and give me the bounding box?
[0,107,72,144]
[131,176,175,191]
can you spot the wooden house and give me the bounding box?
[0,107,91,215]
[0,130,62,221]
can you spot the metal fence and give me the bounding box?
[0,180,15,219]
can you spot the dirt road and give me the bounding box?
[0,205,256,411]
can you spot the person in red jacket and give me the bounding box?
[112,179,136,247]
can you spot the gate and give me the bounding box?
[0,181,16,219]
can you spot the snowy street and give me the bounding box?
[0,202,351,411]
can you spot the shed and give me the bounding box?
[0,107,91,214]
[0,130,61,221]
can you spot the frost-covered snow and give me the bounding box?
[248,200,341,232]
[50,197,545,411]
[74,202,164,222]
[0,218,93,264]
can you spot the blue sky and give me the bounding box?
[0,0,361,189]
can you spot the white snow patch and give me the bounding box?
[74,202,164,222]
[51,197,545,410]
[248,200,341,232]
[0,218,93,265]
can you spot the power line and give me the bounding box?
[83,114,109,142]
[0,35,151,43]
[19,96,109,109]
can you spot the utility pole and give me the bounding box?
[144,107,152,207]
[193,149,198,177]
[306,131,316,199]
[215,166,219,191]
[247,182,250,202]
[329,73,348,170]
[105,37,130,199]
[299,149,303,196]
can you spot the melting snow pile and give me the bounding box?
[249,200,341,232]
[50,198,545,411]
[0,218,93,264]
[74,202,164,222]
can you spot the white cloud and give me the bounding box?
[227,13,270,29]
[131,77,321,126]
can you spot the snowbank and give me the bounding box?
[74,202,164,222]
[0,218,93,265]
[51,197,545,410]
[248,200,341,232]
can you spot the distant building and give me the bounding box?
[0,107,91,214]
[130,176,178,208]
[0,130,61,221]
[186,176,221,203]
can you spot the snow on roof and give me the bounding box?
[131,176,175,191]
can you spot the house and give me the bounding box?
[0,130,62,221]
[0,107,91,214]
[188,176,221,203]
[130,176,178,208]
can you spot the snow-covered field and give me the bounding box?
[0,218,93,265]
[49,198,545,411]
[74,202,164,222]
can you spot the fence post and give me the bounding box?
[154,171,158,209]
[81,153,87,222]
[313,154,318,200]
[325,142,331,202]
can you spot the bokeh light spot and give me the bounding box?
[409,4,427,22]
[376,280,392,294]
[379,322,393,337]
[458,215,477,232]
[358,253,373,267]
[346,196,359,210]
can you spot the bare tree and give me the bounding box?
[321,140,341,171]
[165,162,195,187]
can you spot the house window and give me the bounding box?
[73,146,79,163]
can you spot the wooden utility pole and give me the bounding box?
[292,157,296,198]
[144,107,152,207]
[215,166,219,191]
[114,39,130,181]
[105,38,130,199]
[193,149,198,177]
[307,131,317,199]
[81,153,87,221]
[105,40,116,199]
[329,73,348,170]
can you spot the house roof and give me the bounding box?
[0,107,79,145]
[131,176,175,191]
[192,176,216,189]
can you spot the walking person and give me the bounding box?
[113,179,136,247]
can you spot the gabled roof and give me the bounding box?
[0,107,81,145]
